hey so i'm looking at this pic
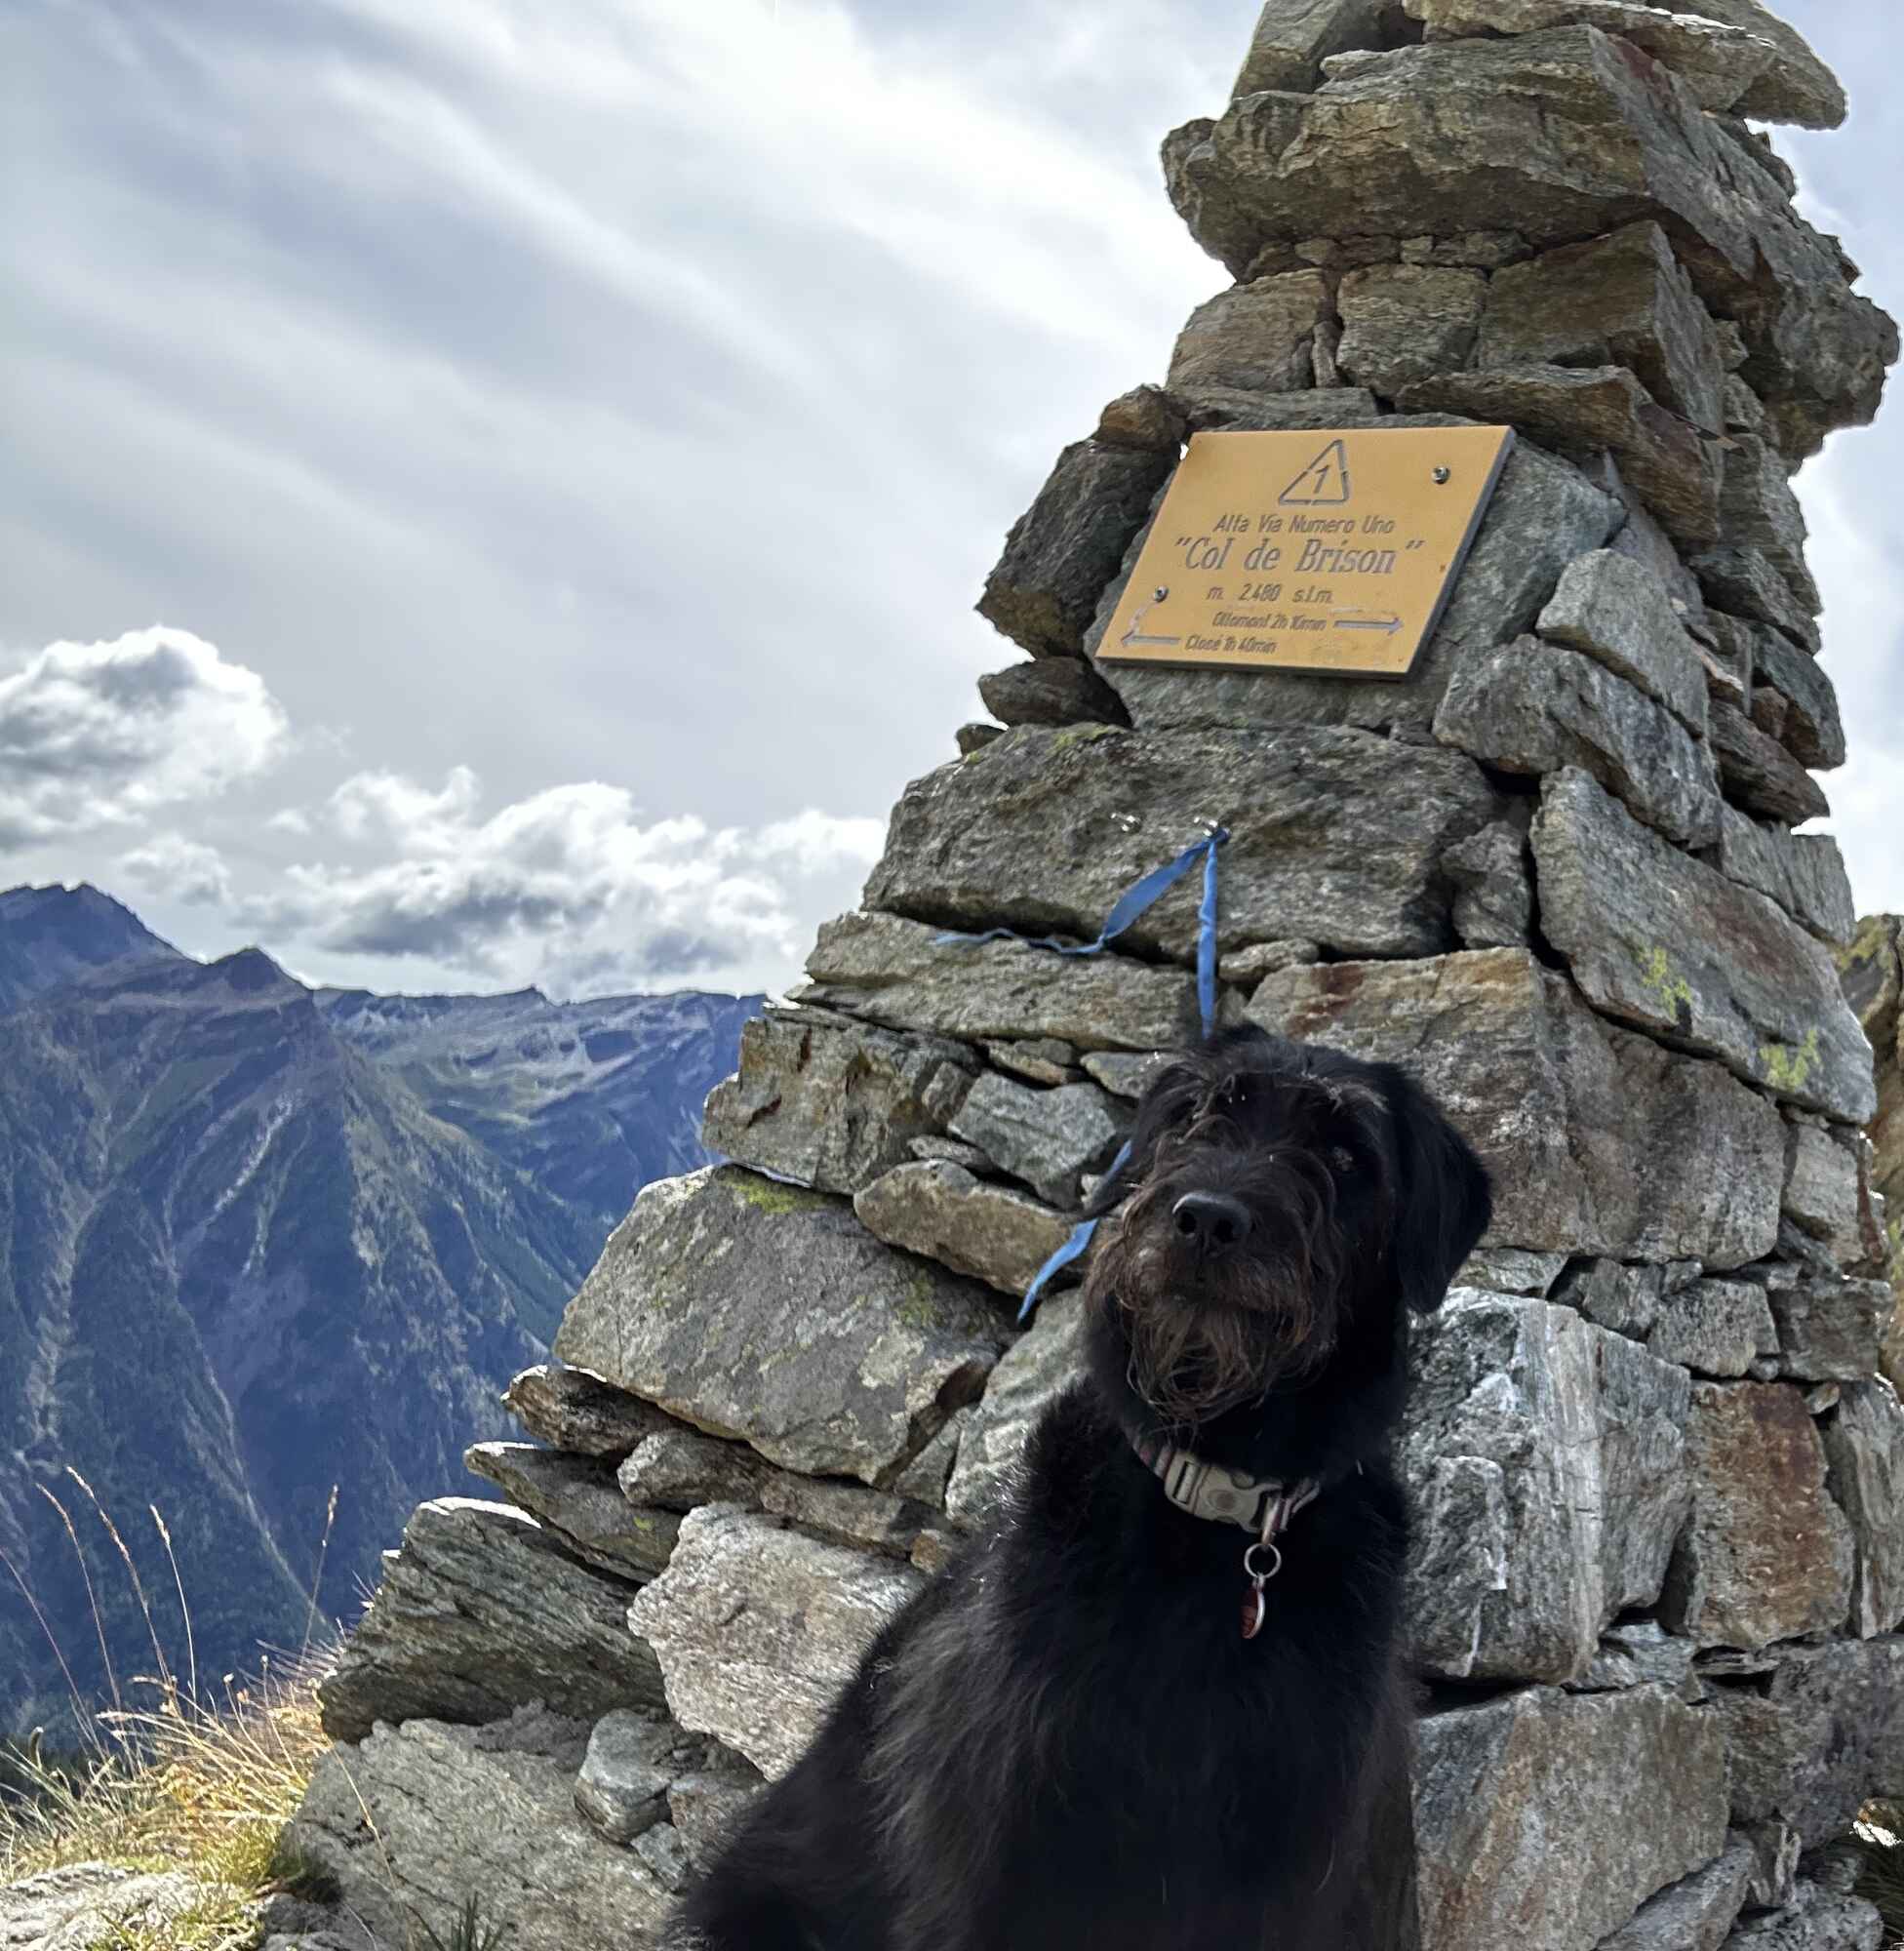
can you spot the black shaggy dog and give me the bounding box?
[671,1025,1492,1951]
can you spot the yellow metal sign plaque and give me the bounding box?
[1097,425,1516,681]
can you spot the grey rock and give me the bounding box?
[616,1427,771,1512]
[1444,817,1536,950]
[1694,550,1820,652]
[0,1865,242,1951]
[1400,0,1781,118]
[1714,1636,1904,1845]
[1661,1382,1854,1649]
[945,1291,1087,1527]
[1721,438,1819,615]
[633,1824,694,1896]
[863,724,1503,962]
[983,1036,1081,1087]
[1398,230,1531,269]
[757,1473,931,1558]
[1536,549,1710,736]
[1648,1281,1781,1379]
[289,1708,670,1951]
[978,438,1173,657]
[956,722,1003,756]
[1456,1248,1568,1297]
[855,1160,1074,1298]
[977,658,1129,730]
[1768,1279,1893,1383]
[1558,1258,1671,1339]
[317,1498,663,1743]
[1710,698,1830,825]
[1335,264,1486,397]
[668,1754,765,1874]
[554,1168,1005,1487]
[701,1005,973,1199]
[1167,271,1331,394]
[908,1133,996,1173]
[1682,1,1847,128]
[1092,434,1620,739]
[627,1506,924,1778]
[1571,1618,1699,1697]
[1093,384,1186,455]
[1752,632,1844,771]
[1722,1887,1884,1951]
[1233,0,1388,95]
[1405,1293,1690,1682]
[1784,1124,1872,1259]
[1742,1822,1805,1912]
[1531,769,1875,1124]
[1169,384,1384,434]
[947,1073,1124,1209]
[1249,948,1784,1266]
[503,1364,676,1462]
[1479,221,1726,433]
[1079,1050,1174,1100]
[1401,364,1722,544]
[465,1443,680,1579]
[1436,636,1721,849]
[573,1708,675,1844]
[1413,1685,1727,1951]
[1820,1379,1904,1638]
[1216,938,1322,985]
[805,910,1220,1052]
[1708,810,1856,947]
[1597,1841,1755,1951]
[887,1408,971,1509]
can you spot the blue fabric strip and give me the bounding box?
[933,829,1230,1320]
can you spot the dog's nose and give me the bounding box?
[1171,1191,1253,1254]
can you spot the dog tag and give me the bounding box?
[1242,1582,1267,1641]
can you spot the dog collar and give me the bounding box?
[1131,1435,1321,1537]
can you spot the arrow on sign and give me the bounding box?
[1332,614,1404,635]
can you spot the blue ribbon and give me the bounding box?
[934,828,1229,1322]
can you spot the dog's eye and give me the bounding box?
[1329,1145,1357,1175]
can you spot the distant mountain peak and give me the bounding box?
[0,880,184,1013]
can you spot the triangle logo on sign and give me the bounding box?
[1279,439,1353,506]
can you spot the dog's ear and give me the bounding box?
[1383,1069,1493,1314]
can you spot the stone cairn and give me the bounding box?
[283,6,1904,1949]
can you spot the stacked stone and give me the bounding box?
[284,6,1904,1949]
[1842,917,1904,1390]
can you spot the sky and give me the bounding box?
[2,0,1898,1002]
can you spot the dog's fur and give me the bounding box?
[670,1027,1492,1951]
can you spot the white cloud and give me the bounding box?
[0,627,289,849]
[118,832,234,906]
[246,766,884,993]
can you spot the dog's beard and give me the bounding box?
[1083,1176,1341,1427]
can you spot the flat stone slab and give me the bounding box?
[1532,769,1876,1124]
[1400,0,1795,120]
[554,1168,1005,1486]
[1536,548,1709,735]
[978,439,1173,658]
[1767,1278,1893,1383]
[318,1498,664,1743]
[701,1005,974,1197]
[464,1443,680,1579]
[1413,1684,1727,1951]
[1435,635,1721,849]
[946,1072,1125,1208]
[862,724,1502,961]
[503,1364,677,1461]
[628,1505,923,1778]
[805,911,1220,1053]
[289,1708,672,1951]
[1712,1636,1904,1846]
[1248,948,1784,1267]
[854,1161,1074,1298]
[1233,0,1388,95]
[1406,1293,1690,1683]
[1661,1382,1854,1650]
[944,1291,1088,1526]
[1820,1379,1904,1639]
[1722,1886,1884,1950]
[1167,270,1331,393]
[1597,1842,1755,1951]
[1709,811,1856,948]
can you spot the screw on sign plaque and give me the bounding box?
[1097,425,1515,681]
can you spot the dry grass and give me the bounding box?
[0,1478,339,1949]
[1852,1801,1904,1950]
